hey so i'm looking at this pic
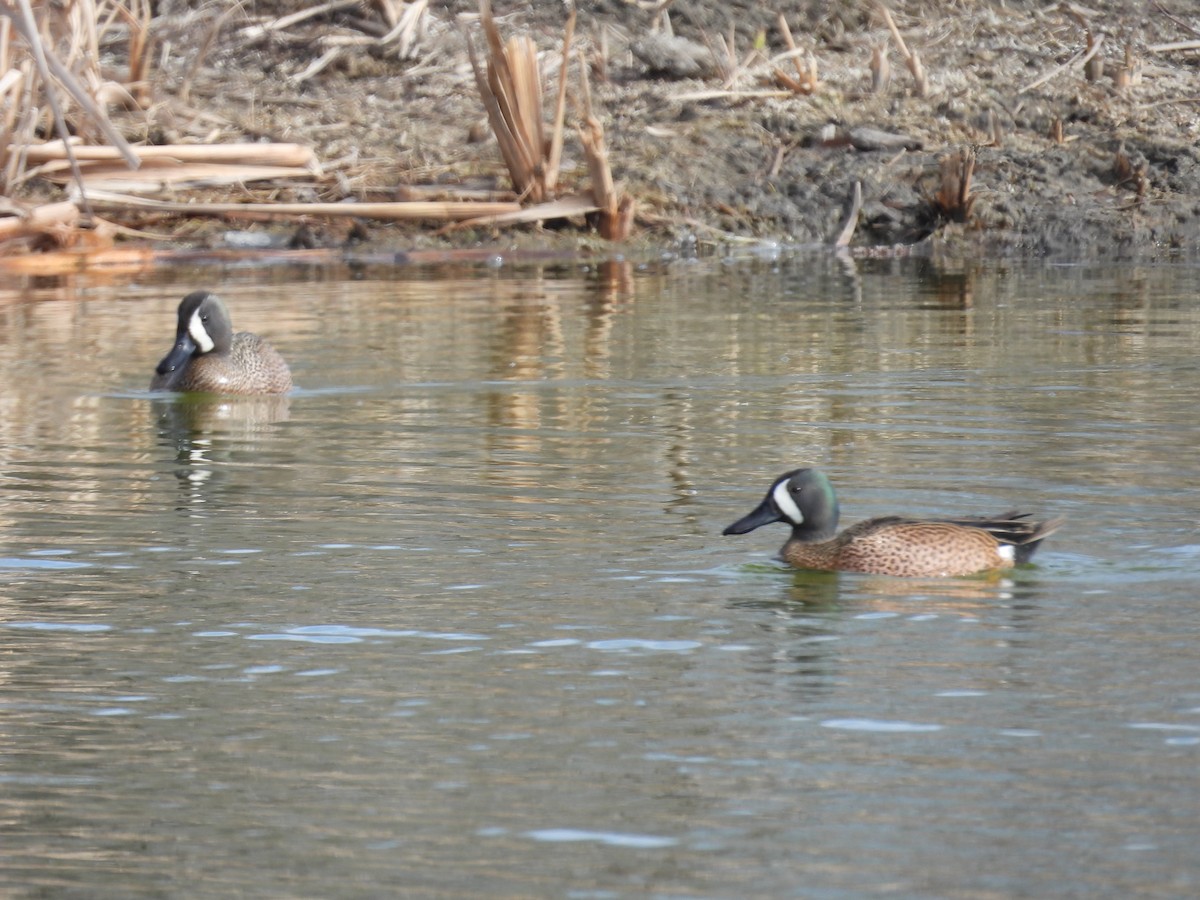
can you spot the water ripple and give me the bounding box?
[525,828,677,849]
[242,625,490,644]
[820,718,944,733]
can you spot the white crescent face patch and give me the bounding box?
[188,308,215,353]
[772,478,804,525]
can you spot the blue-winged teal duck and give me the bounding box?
[723,467,1064,577]
[150,291,292,395]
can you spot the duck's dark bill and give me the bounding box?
[722,497,783,535]
[155,333,197,376]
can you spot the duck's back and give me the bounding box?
[788,518,1006,577]
[177,332,293,395]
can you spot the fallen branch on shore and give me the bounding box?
[72,190,522,222]
[20,140,321,192]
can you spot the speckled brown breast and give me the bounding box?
[782,520,1008,577]
[172,333,293,395]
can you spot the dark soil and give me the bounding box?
[117,1,1200,258]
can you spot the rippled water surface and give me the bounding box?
[2,255,1198,897]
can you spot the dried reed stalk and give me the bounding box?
[468,1,628,237]
[470,0,549,202]
[876,2,927,97]
[774,14,819,95]
[106,0,154,107]
[379,0,429,59]
[0,0,141,214]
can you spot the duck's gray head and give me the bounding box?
[722,467,840,541]
[154,291,234,381]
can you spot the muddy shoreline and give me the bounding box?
[100,2,1200,259]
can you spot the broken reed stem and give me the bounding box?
[934,147,976,222]
[875,2,927,97]
[113,0,155,107]
[472,0,551,201]
[776,13,805,81]
[576,47,632,240]
[833,180,863,248]
[870,43,890,92]
[470,0,628,238]
[1084,31,1104,81]
[773,13,819,94]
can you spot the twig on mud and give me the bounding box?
[1145,39,1200,53]
[875,3,927,97]
[649,0,678,33]
[22,140,322,193]
[1018,32,1104,94]
[378,0,430,58]
[368,0,406,30]
[1136,95,1200,109]
[673,88,791,102]
[240,0,359,39]
[1152,0,1200,39]
[435,194,599,234]
[833,181,863,248]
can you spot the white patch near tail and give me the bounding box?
[772,480,804,525]
[997,544,1015,564]
[188,309,215,353]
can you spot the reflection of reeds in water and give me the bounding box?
[155,394,292,442]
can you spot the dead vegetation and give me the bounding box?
[2,1,1200,261]
[0,0,631,257]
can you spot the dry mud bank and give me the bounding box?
[125,1,1200,258]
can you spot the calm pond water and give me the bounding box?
[1,252,1198,898]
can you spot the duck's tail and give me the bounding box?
[942,511,1066,564]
